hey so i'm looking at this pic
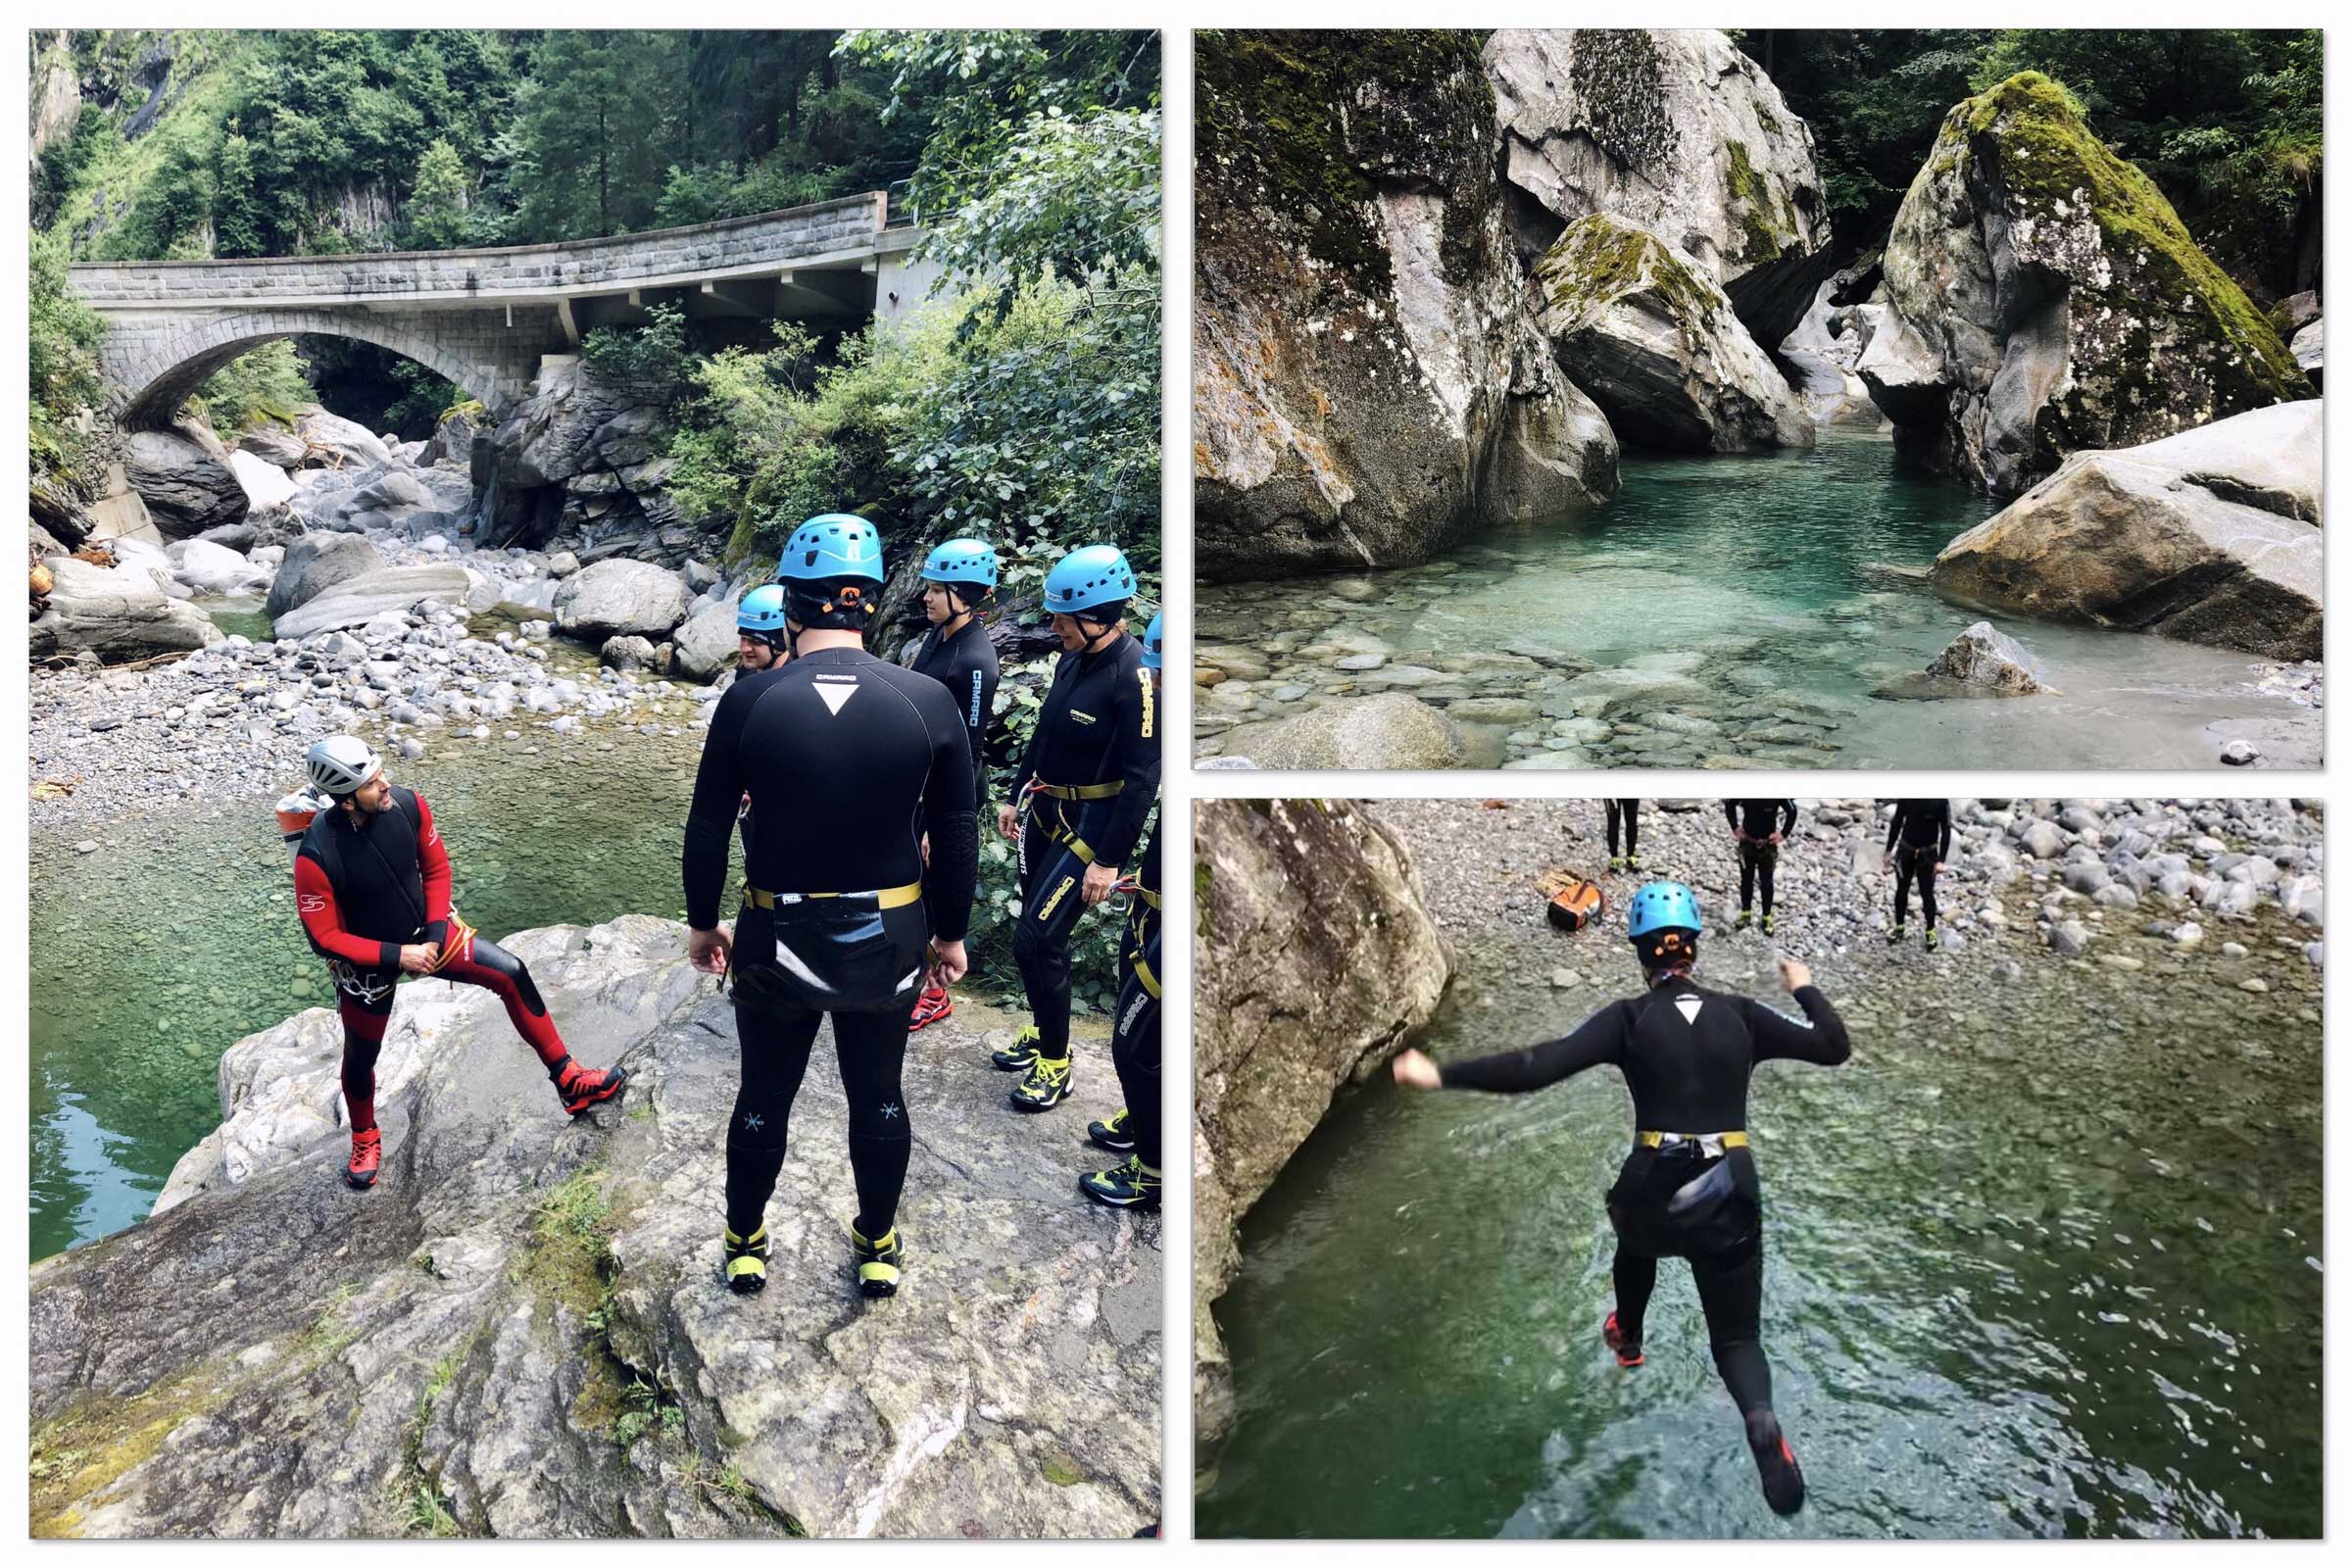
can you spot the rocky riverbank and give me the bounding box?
[29,915,1160,1539]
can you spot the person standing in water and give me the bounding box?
[1724,799,1797,935]
[1604,799,1642,872]
[1390,881,1850,1516]
[1884,800,1953,951]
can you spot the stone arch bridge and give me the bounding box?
[69,194,940,429]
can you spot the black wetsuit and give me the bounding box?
[1439,974,1851,1418]
[1725,800,1799,918]
[1010,630,1161,1063]
[1112,818,1163,1169]
[909,614,1001,814]
[1886,800,1953,930]
[1605,800,1641,861]
[684,645,980,1242]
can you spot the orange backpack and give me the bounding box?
[1546,877,1607,933]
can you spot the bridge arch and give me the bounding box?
[113,309,533,431]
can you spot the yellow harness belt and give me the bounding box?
[1639,1130,1749,1154]
[1032,780,1125,801]
[742,882,923,910]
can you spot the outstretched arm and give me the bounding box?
[1427,1004,1631,1094]
[1750,987,1851,1066]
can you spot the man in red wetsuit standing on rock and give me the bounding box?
[291,734,628,1189]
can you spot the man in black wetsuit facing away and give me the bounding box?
[1884,800,1953,951]
[906,539,1002,1032]
[682,514,979,1299]
[1724,799,1798,935]
[1391,880,1850,1516]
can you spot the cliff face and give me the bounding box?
[1194,30,1616,582]
[31,917,1159,1539]
[1192,800,1452,1452]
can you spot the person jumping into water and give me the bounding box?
[1390,880,1851,1516]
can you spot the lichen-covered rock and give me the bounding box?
[293,409,394,470]
[1922,620,2047,695]
[1485,28,1833,349]
[1930,401,2322,661]
[36,918,1158,1539]
[1194,803,1451,1451]
[1535,213,1814,453]
[1869,73,2310,495]
[1194,30,1618,582]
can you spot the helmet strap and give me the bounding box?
[1074,613,1120,653]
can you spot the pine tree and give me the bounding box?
[407,137,472,249]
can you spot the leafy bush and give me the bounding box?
[28,228,114,504]
[187,339,313,433]
[581,301,690,383]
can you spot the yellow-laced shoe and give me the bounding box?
[721,1224,769,1295]
[1087,1107,1135,1152]
[1078,1154,1160,1211]
[1010,1054,1072,1112]
[851,1223,904,1298]
[991,1024,1043,1072]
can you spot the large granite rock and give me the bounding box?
[1193,31,1618,582]
[293,409,393,470]
[36,918,1157,1539]
[553,559,693,641]
[1485,27,1833,348]
[238,423,309,470]
[166,538,270,596]
[1867,72,2310,495]
[271,564,470,639]
[228,449,298,511]
[267,533,387,618]
[123,424,249,538]
[668,591,745,682]
[1229,693,1471,770]
[2291,318,2322,391]
[77,463,165,549]
[1930,401,2323,661]
[29,555,223,664]
[421,406,479,467]
[1921,620,2046,695]
[1193,802,1452,1451]
[1535,213,1814,453]
[1778,273,1882,425]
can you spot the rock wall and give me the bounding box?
[1193,799,1453,1451]
[1867,73,2310,496]
[480,357,682,552]
[1194,30,1617,583]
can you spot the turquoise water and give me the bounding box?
[1197,938,2324,1539]
[1196,431,2320,768]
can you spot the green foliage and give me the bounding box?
[187,339,313,434]
[921,107,1159,307]
[581,301,692,384]
[406,138,472,249]
[28,227,114,503]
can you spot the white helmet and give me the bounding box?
[306,735,382,798]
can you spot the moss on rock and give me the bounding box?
[1539,214,1723,341]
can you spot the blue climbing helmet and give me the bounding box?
[1140,612,1163,670]
[778,514,884,583]
[923,538,999,591]
[1627,880,1702,940]
[1042,544,1136,615]
[737,583,787,635]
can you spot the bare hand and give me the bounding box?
[1881,853,1892,874]
[1769,831,1785,845]
[1081,862,1119,906]
[928,938,969,988]
[689,926,732,976]
[1778,956,1812,993]
[998,803,1020,842]
[399,943,439,974]
[1391,1048,1442,1091]
[921,831,931,868]
[1934,861,1946,875]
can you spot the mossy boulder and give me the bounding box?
[1485,29,1835,349]
[1870,72,2312,496]
[1194,29,1618,581]
[1535,213,1814,453]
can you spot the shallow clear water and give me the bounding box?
[1197,943,2324,1539]
[1196,431,2320,768]
[26,725,728,1261]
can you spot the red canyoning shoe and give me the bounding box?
[907,982,955,1032]
[1602,1310,1643,1368]
[346,1128,382,1190]
[1744,1409,1807,1516]
[555,1056,628,1116]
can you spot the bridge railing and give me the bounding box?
[69,192,893,307]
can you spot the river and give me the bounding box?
[1194,430,2320,769]
[1195,838,2324,1540]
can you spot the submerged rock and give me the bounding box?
[1230,693,1471,770]
[1922,621,2046,695]
[1929,402,2322,661]
[1868,73,2309,495]
[1535,213,1814,453]
[1194,803,1451,1450]
[37,917,1157,1539]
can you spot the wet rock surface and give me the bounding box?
[32,916,1159,1539]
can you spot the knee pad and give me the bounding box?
[850,1095,911,1143]
[1011,911,1061,972]
[724,1099,787,1158]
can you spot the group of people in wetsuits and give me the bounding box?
[287,514,1159,1308]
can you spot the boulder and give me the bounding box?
[346,468,434,514]
[491,358,669,490]
[1929,402,2322,661]
[227,449,298,511]
[123,425,249,537]
[668,591,745,682]
[1484,27,1833,347]
[1922,620,2046,695]
[1535,213,1814,453]
[37,919,1155,1539]
[266,532,386,618]
[421,406,479,466]
[1231,693,1471,770]
[237,423,309,469]
[2277,289,2321,333]
[77,463,164,549]
[1192,32,1618,582]
[271,564,470,639]
[29,555,224,663]
[553,558,693,641]
[166,538,270,596]
[293,409,393,470]
[2291,318,2321,390]
[1194,802,1450,1450]
[599,633,660,671]
[1867,73,2309,495]
[1778,274,1882,424]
